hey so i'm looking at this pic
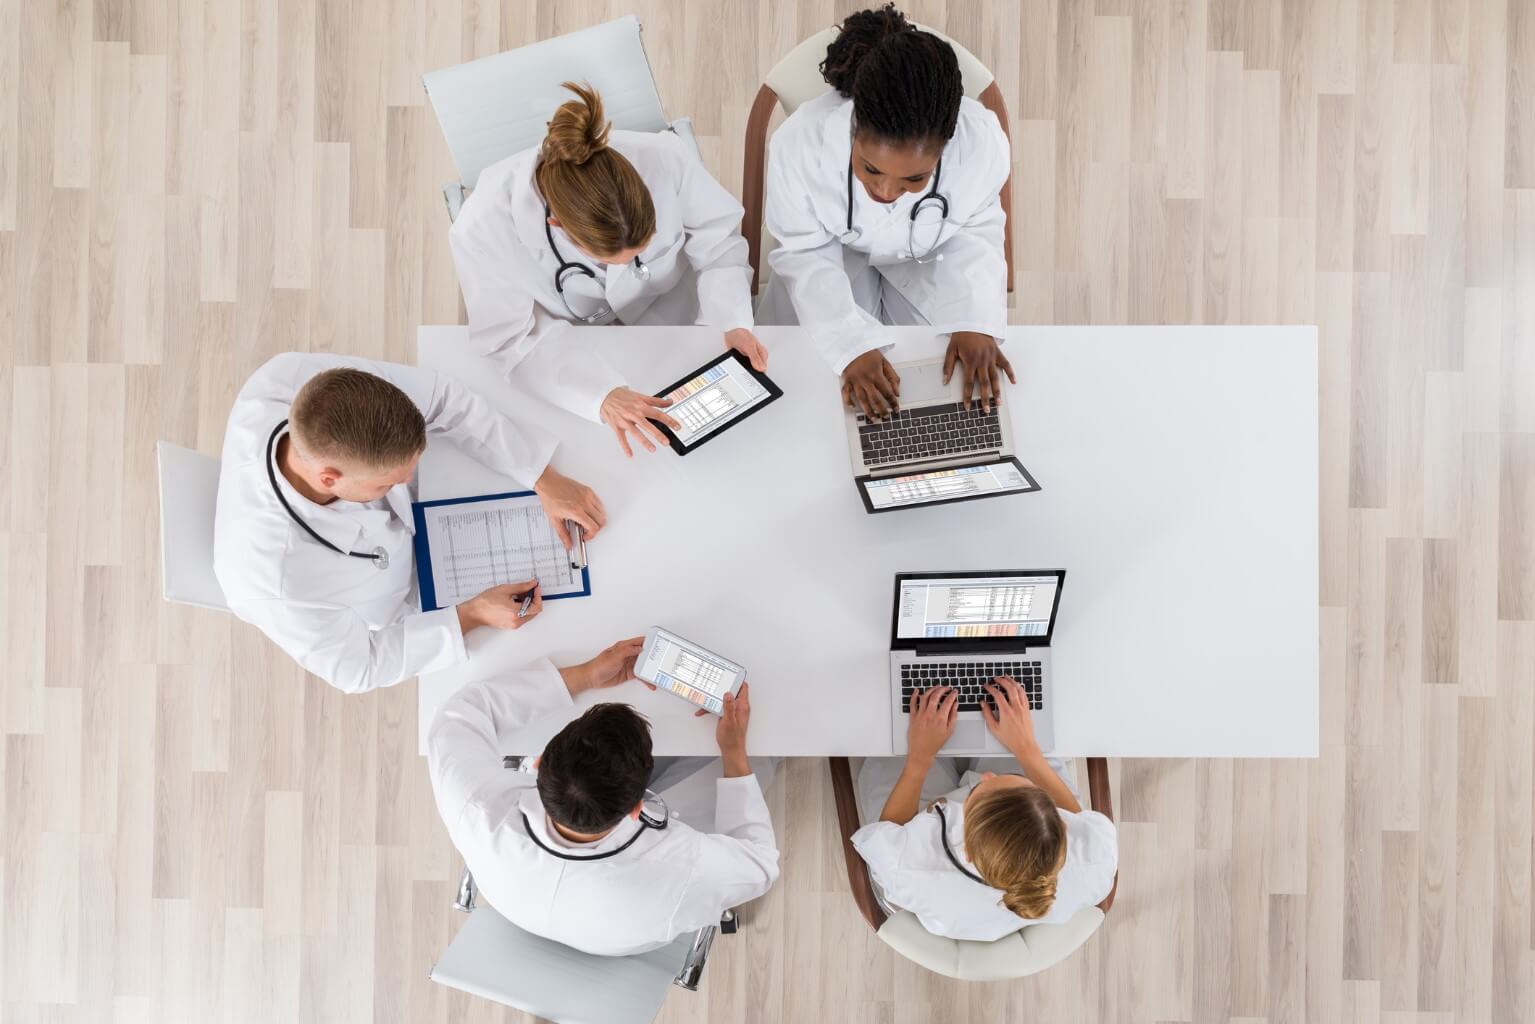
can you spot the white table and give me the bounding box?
[416,325,1318,758]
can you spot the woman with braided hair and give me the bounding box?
[758,5,1015,418]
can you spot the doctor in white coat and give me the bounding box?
[213,353,605,695]
[758,6,1016,417]
[428,639,779,956]
[450,82,765,457]
[851,679,1118,941]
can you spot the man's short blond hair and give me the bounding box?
[289,368,426,470]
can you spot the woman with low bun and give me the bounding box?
[450,82,765,457]
[758,5,1015,418]
[851,677,1118,940]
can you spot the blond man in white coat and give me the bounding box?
[213,353,605,694]
[450,82,767,457]
[759,7,1016,417]
[428,638,779,956]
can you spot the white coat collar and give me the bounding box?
[516,789,649,856]
[266,424,371,555]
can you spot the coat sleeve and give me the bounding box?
[231,597,467,695]
[671,143,754,332]
[354,359,559,486]
[763,132,886,374]
[923,113,1011,343]
[426,660,575,830]
[450,228,625,422]
[667,774,781,934]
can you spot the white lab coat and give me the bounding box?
[851,758,1117,941]
[213,353,557,695]
[427,664,780,956]
[449,131,755,421]
[758,91,1011,373]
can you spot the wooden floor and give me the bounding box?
[1,0,1532,1021]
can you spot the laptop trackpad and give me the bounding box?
[941,722,987,751]
[901,361,949,404]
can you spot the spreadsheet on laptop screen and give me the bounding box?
[896,576,1060,639]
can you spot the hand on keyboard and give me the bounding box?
[942,331,1016,414]
[840,350,902,420]
[905,686,958,762]
[981,676,1040,757]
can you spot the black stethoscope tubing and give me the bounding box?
[933,799,988,885]
[519,805,669,861]
[843,156,949,246]
[265,419,386,567]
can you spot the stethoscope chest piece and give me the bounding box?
[839,227,862,245]
[371,546,389,571]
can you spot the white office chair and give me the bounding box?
[155,441,229,612]
[423,15,698,223]
[828,757,1116,980]
[432,866,721,1023]
[741,24,1014,293]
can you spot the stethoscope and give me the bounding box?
[265,420,390,571]
[932,799,988,885]
[840,155,948,263]
[519,790,671,861]
[542,201,650,324]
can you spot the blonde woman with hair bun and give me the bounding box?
[449,82,765,457]
[851,676,1118,940]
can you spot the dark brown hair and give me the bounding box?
[964,784,1069,919]
[537,703,654,834]
[534,82,656,258]
[289,368,425,469]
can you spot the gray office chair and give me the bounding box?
[429,756,729,1022]
[155,441,229,611]
[422,15,699,223]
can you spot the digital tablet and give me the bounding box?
[650,350,783,454]
[635,627,747,716]
[857,457,1041,514]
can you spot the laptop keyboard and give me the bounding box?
[856,402,1003,467]
[900,661,1044,713]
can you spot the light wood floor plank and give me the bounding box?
[3,2,1533,1021]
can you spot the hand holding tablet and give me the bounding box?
[649,350,782,454]
[634,627,747,716]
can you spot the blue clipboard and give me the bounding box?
[411,489,592,612]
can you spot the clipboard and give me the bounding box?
[411,490,591,612]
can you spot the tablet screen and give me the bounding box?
[862,461,1037,511]
[661,355,772,445]
[636,628,745,715]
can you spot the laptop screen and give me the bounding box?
[892,571,1064,649]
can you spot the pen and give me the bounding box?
[516,585,537,618]
[568,520,587,570]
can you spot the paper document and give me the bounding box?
[412,492,588,611]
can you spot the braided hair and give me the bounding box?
[819,4,963,148]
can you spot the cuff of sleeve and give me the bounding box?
[828,337,892,376]
[409,606,470,675]
[936,325,1008,346]
[525,657,577,708]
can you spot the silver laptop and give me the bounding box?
[889,570,1065,756]
[847,358,1037,513]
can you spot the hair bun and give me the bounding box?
[543,81,610,165]
[820,4,914,96]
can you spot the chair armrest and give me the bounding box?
[975,81,1014,295]
[741,84,779,296]
[1085,757,1117,912]
[827,757,889,932]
